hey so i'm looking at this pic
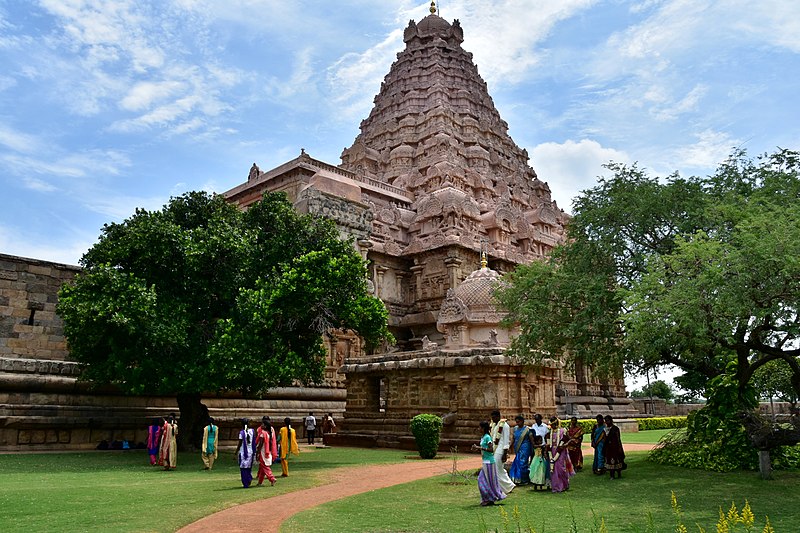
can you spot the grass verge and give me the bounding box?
[282,451,800,532]
[0,446,410,533]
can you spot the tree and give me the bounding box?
[630,380,675,402]
[496,149,800,472]
[57,191,391,449]
[498,148,800,401]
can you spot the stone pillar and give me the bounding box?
[410,263,424,302]
[375,265,388,299]
[444,256,463,291]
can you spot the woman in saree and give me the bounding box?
[566,416,584,471]
[591,414,606,475]
[235,418,256,488]
[146,418,162,466]
[603,415,626,479]
[472,420,506,506]
[549,417,575,493]
[508,415,533,485]
[255,417,277,486]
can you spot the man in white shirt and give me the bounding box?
[489,409,516,493]
[305,412,317,445]
[530,413,551,488]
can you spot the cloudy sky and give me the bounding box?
[1,0,798,270]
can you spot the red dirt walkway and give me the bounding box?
[179,443,655,533]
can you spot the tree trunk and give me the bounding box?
[176,393,209,452]
[758,450,772,480]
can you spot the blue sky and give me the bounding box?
[1,0,798,267]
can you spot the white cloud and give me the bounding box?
[326,29,405,122]
[83,193,168,220]
[121,81,185,111]
[449,0,598,86]
[1,148,130,179]
[674,129,741,169]
[0,124,42,153]
[531,139,630,211]
[23,177,59,193]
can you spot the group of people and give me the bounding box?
[474,411,626,506]
[229,417,301,488]
[146,414,179,470]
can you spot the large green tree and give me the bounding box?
[497,149,800,472]
[57,191,390,449]
[498,148,800,399]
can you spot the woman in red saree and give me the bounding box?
[566,416,584,471]
[255,417,278,486]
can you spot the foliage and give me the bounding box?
[630,379,675,401]
[647,366,793,472]
[752,359,799,407]
[57,191,391,446]
[635,416,687,431]
[497,149,800,400]
[498,149,800,469]
[671,492,776,533]
[409,413,443,459]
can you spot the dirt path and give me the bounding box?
[179,442,654,533]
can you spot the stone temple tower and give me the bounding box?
[224,5,633,445]
[340,8,569,346]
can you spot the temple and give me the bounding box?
[224,8,634,447]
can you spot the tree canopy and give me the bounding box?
[497,149,800,400]
[497,148,800,473]
[630,379,675,402]
[57,191,391,446]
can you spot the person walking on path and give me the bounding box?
[146,418,162,466]
[305,412,317,445]
[201,417,218,470]
[159,414,178,470]
[236,419,256,488]
[603,415,626,479]
[489,410,515,494]
[278,417,300,477]
[255,417,277,486]
[473,420,507,506]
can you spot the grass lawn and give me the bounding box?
[621,429,673,445]
[282,451,800,533]
[0,446,410,533]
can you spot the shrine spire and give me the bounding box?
[429,1,437,15]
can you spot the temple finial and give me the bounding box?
[480,238,488,269]
[430,1,437,15]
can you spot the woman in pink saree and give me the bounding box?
[549,417,575,493]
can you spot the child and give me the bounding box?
[530,434,547,491]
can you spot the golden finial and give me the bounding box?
[480,238,488,269]
[430,1,437,15]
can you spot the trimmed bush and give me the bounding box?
[410,414,443,459]
[635,416,687,431]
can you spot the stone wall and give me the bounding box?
[0,253,78,360]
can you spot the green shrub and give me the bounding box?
[635,416,688,430]
[409,414,443,459]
